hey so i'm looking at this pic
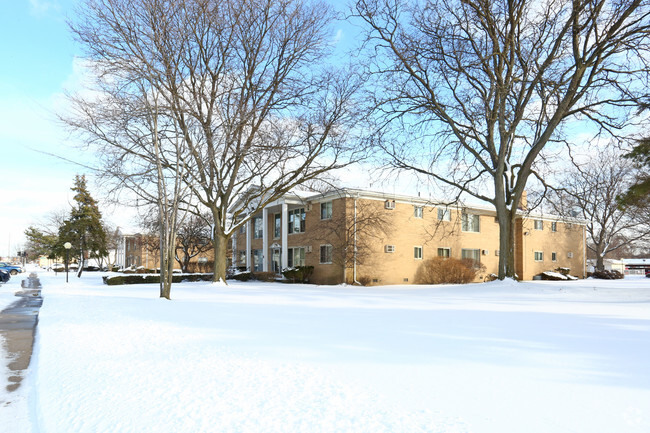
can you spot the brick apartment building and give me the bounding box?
[231,188,586,285]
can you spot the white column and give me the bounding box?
[281,203,289,270]
[246,219,252,271]
[262,207,269,272]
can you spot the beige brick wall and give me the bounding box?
[240,194,585,285]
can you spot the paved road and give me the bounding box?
[0,273,42,392]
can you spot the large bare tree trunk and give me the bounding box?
[212,229,228,284]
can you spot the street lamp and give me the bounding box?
[64,242,72,283]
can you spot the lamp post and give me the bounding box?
[64,242,72,283]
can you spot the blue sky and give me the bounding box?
[0,0,86,257]
[0,0,372,258]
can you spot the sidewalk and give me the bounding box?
[0,272,42,433]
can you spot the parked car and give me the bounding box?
[0,262,24,276]
[0,269,10,283]
[646,269,650,278]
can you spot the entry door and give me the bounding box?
[272,248,281,273]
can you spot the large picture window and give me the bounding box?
[288,247,306,268]
[461,213,480,232]
[288,208,306,234]
[461,248,481,265]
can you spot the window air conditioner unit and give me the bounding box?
[385,245,396,253]
[306,245,312,253]
[482,250,489,255]
[385,200,396,210]
[567,252,574,258]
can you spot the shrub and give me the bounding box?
[252,271,277,282]
[415,257,485,285]
[228,271,252,281]
[357,276,372,286]
[555,267,571,276]
[592,269,624,279]
[282,266,314,283]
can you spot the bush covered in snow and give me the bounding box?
[592,269,624,279]
[415,257,485,285]
[282,266,314,283]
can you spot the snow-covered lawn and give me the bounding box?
[2,268,650,432]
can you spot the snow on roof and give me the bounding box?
[622,258,650,265]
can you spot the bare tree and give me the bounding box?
[353,0,650,279]
[69,0,366,283]
[547,148,650,271]
[174,214,213,273]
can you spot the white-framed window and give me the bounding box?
[385,200,396,209]
[274,213,281,238]
[551,222,557,232]
[288,247,306,268]
[319,244,333,264]
[252,249,263,271]
[437,208,451,221]
[534,251,544,261]
[534,219,544,230]
[288,208,306,234]
[462,213,480,232]
[461,248,481,266]
[414,206,423,218]
[551,252,557,262]
[253,217,263,239]
[414,246,423,259]
[438,247,450,258]
[320,201,333,220]
[385,245,396,253]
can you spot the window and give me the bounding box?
[534,219,544,230]
[252,249,263,271]
[437,208,451,221]
[319,244,333,264]
[385,200,396,209]
[414,246,423,259]
[274,213,281,238]
[385,245,396,253]
[534,251,544,261]
[238,250,246,265]
[253,217,263,239]
[239,225,246,234]
[414,206,423,218]
[437,247,450,258]
[551,222,557,232]
[461,249,481,266]
[288,208,306,234]
[288,247,306,268]
[461,213,480,232]
[551,252,557,262]
[320,201,333,220]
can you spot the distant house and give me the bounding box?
[231,188,586,284]
[587,259,625,274]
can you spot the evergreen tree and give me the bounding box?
[24,226,59,260]
[58,175,108,277]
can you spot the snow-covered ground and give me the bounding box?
[2,267,649,432]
